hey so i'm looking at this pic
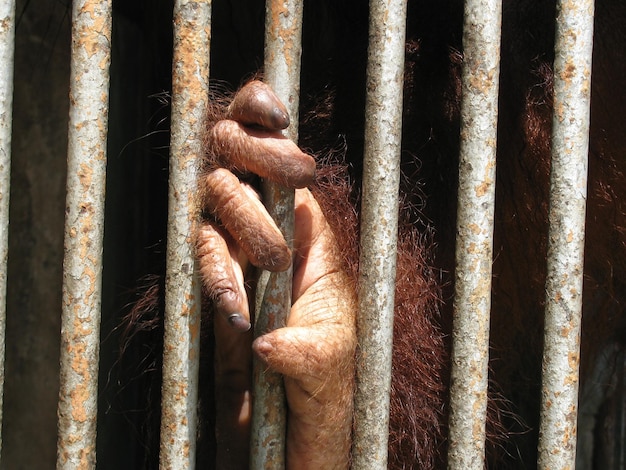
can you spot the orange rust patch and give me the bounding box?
[560,62,576,82]
[267,0,301,76]
[78,2,111,60]
[67,339,92,423]
[82,265,97,302]
[78,163,93,190]
[474,169,494,197]
[468,223,481,235]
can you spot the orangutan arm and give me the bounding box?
[197,80,356,469]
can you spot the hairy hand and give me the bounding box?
[197,81,356,469]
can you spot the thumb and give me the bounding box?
[252,324,355,386]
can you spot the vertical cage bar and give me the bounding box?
[159,1,211,468]
[537,1,594,468]
[447,0,502,468]
[0,0,15,460]
[250,0,303,468]
[57,1,112,468]
[352,0,407,467]
[618,350,626,468]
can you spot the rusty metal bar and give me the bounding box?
[158,1,211,468]
[537,0,594,468]
[447,0,502,468]
[618,349,626,468]
[57,1,112,468]
[250,0,303,468]
[0,0,15,460]
[352,0,407,468]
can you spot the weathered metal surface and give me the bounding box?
[351,0,407,468]
[159,1,211,468]
[0,0,15,461]
[57,1,112,468]
[537,1,594,468]
[250,0,303,468]
[447,0,502,468]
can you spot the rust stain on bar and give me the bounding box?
[158,1,211,469]
[537,1,594,468]
[352,0,408,468]
[249,1,303,468]
[447,0,502,468]
[56,1,112,469]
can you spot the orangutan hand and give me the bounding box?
[196,80,357,469]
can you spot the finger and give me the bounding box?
[253,326,353,380]
[203,168,292,271]
[252,272,356,384]
[292,188,342,299]
[196,221,251,331]
[209,119,316,188]
[227,80,290,130]
[213,303,254,468]
[203,224,255,465]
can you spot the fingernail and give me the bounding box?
[228,313,251,332]
[271,107,290,129]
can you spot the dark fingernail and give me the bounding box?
[228,313,251,332]
[270,107,290,129]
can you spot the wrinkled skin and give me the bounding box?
[197,81,356,469]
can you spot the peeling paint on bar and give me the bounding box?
[158,1,211,469]
[57,1,112,469]
[447,0,502,468]
[351,1,407,468]
[250,0,303,468]
[537,1,594,468]
[0,0,14,460]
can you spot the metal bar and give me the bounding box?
[158,1,211,469]
[447,0,502,468]
[57,1,112,468]
[537,1,594,467]
[351,0,407,468]
[0,0,15,461]
[618,349,626,469]
[250,0,303,468]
